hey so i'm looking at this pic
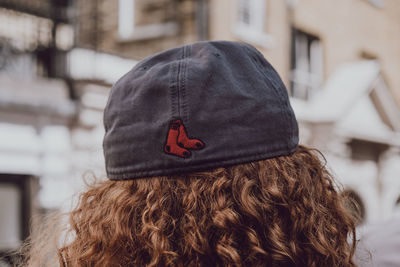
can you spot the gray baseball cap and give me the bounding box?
[103,41,298,180]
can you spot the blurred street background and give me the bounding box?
[0,0,400,265]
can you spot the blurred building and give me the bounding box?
[74,0,400,224]
[0,0,71,261]
[1,0,400,263]
[206,0,400,225]
[0,0,135,264]
[75,0,208,58]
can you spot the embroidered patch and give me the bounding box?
[164,119,205,158]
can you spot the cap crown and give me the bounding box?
[103,41,298,180]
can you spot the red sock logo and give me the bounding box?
[164,119,204,158]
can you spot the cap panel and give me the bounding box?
[103,41,299,179]
[185,44,288,164]
[103,53,180,173]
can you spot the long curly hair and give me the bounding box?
[23,146,357,266]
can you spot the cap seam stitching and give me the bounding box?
[176,51,183,118]
[250,51,293,150]
[181,45,190,123]
[170,59,179,118]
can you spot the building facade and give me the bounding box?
[75,0,208,58]
[206,0,400,223]
[0,1,135,264]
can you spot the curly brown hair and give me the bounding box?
[23,146,357,267]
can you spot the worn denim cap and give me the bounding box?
[103,40,299,180]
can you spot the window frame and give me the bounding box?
[290,28,323,100]
[118,0,136,40]
[0,174,35,252]
[117,0,179,42]
[366,0,384,8]
[232,0,274,48]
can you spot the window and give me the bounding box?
[118,0,135,40]
[0,183,21,251]
[233,0,273,48]
[348,139,389,162]
[237,0,264,33]
[342,189,365,225]
[290,29,323,100]
[0,174,35,265]
[364,0,384,8]
[395,195,400,216]
[117,0,178,41]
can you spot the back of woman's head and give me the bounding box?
[51,145,356,267]
[22,41,357,267]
